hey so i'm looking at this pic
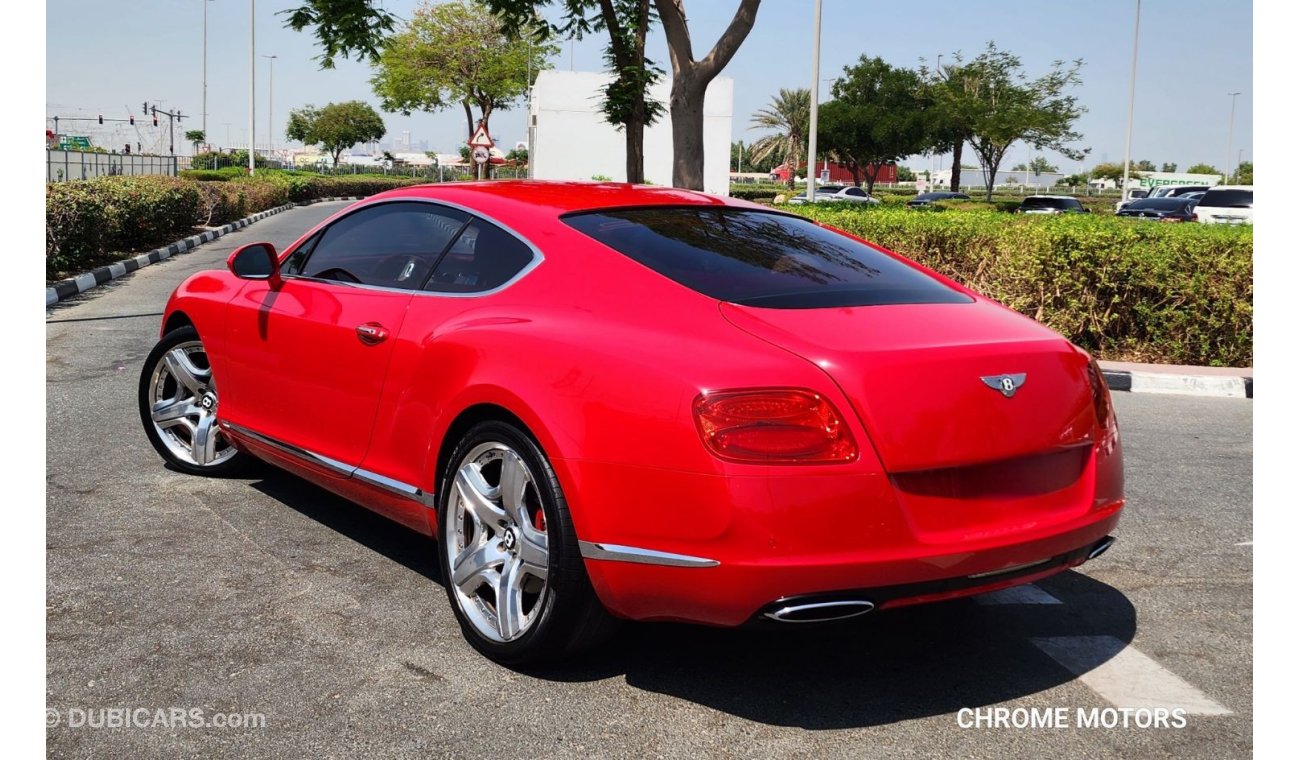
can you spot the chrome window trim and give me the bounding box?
[221,421,434,507]
[577,541,719,568]
[279,196,545,299]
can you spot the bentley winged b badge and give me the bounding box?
[981,373,1027,398]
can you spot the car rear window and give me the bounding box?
[1198,189,1253,209]
[1022,197,1077,210]
[1127,198,1193,211]
[562,207,971,308]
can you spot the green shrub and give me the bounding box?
[46,172,427,279]
[791,206,1253,367]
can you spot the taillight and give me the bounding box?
[693,388,858,464]
[1084,358,1114,427]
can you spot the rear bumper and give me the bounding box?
[580,499,1123,627]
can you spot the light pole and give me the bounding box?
[1226,91,1241,185]
[805,0,822,201]
[202,0,214,145]
[248,0,256,175]
[1120,0,1141,204]
[933,54,943,187]
[263,54,277,160]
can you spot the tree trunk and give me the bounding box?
[849,163,861,188]
[668,74,706,190]
[864,163,877,196]
[626,113,645,184]
[463,101,474,141]
[949,140,963,191]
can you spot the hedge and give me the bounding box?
[791,206,1253,367]
[46,174,425,278]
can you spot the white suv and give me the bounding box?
[1193,186,1253,225]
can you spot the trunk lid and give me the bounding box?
[720,300,1097,473]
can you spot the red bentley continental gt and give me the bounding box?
[139,181,1123,664]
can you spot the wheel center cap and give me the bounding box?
[200,393,217,411]
[502,528,518,552]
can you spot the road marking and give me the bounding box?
[1235,540,1252,546]
[1031,636,1232,715]
[1129,371,1247,398]
[975,584,1062,605]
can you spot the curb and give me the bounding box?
[44,196,367,307]
[1101,369,1252,399]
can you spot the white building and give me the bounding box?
[528,70,733,195]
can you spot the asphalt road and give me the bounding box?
[46,202,1252,758]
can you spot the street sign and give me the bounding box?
[469,124,493,149]
[472,146,490,165]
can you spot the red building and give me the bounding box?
[770,161,897,186]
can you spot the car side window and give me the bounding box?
[845,187,866,197]
[424,218,535,294]
[291,202,469,290]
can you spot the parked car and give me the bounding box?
[139,181,1124,665]
[786,184,881,205]
[1015,196,1090,214]
[907,191,970,208]
[1114,197,1200,222]
[1114,188,1149,212]
[1193,185,1253,225]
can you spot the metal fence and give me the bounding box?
[47,150,178,182]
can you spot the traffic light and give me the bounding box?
[153,115,158,127]
[143,101,148,115]
[124,144,131,154]
[129,115,134,125]
[98,114,103,124]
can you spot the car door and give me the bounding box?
[221,200,470,468]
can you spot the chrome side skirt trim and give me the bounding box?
[577,541,720,568]
[221,421,434,507]
[966,557,1051,580]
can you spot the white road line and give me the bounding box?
[1031,636,1232,715]
[975,584,1062,605]
[1235,540,1252,546]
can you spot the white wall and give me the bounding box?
[529,70,733,195]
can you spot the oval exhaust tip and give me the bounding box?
[764,600,875,623]
[1088,536,1117,561]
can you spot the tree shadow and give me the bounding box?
[245,468,1135,730]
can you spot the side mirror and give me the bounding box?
[227,243,281,288]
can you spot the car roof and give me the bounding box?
[1023,195,1076,200]
[1205,185,1252,191]
[367,180,752,219]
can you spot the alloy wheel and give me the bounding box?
[444,442,550,643]
[146,340,237,468]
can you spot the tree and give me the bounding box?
[747,88,809,188]
[1160,162,1177,173]
[282,0,399,68]
[506,146,529,164]
[286,101,387,166]
[816,56,932,195]
[655,0,761,190]
[919,56,981,192]
[1186,163,1222,176]
[371,0,553,171]
[490,0,665,185]
[184,129,206,154]
[1090,162,1125,183]
[961,43,1088,201]
[1231,161,1252,184]
[1057,173,1089,186]
[1134,159,1156,172]
[1010,156,1058,175]
[896,166,916,182]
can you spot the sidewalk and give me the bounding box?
[1098,360,1252,399]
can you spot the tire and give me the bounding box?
[138,325,248,476]
[437,420,617,666]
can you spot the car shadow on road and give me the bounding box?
[247,468,1135,730]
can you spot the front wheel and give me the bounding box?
[438,420,616,665]
[138,325,247,476]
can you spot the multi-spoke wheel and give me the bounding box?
[138,325,246,476]
[438,420,616,665]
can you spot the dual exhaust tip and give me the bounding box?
[762,536,1117,624]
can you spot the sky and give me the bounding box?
[45,0,1253,172]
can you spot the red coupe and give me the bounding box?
[139,181,1124,664]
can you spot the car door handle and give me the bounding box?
[355,323,389,345]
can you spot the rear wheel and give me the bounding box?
[438,420,615,665]
[138,325,247,476]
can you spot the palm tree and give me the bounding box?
[748,88,810,188]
